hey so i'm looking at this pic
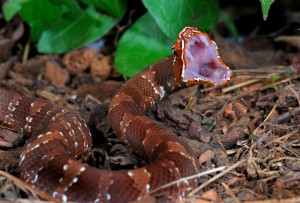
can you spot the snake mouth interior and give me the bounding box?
[182,34,232,85]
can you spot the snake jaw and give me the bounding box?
[172,27,232,86]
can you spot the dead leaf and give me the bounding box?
[0,19,24,62]
[63,50,97,74]
[199,150,214,164]
[35,89,61,101]
[184,189,220,203]
[90,56,112,79]
[275,36,300,49]
[224,102,248,124]
[43,61,69,88]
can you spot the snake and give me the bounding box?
[0,27,232,202]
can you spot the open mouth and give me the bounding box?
[182,34,232,85]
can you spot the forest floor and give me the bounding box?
[0,3,300,203]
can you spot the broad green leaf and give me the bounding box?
[141,0,219,38]
[19,0,63,40]
[38,6,116,53]
[260,0,276,20]
[50,0,83,13]
[2,0,30,21]
[81,0,127,18]
[115,13,173,77]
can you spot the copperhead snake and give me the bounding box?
[0,27,232,202]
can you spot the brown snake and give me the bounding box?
[0,27,232,202]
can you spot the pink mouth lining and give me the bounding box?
[181,34,231,85]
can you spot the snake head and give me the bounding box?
[172,27,232,86]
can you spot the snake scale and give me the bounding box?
[0,27,232,202]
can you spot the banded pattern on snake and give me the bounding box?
[0,27,232,202]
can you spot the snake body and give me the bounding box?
[0,27,232,202]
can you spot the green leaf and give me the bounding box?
[2,0,29,21]
[19,0,63,40]
[115,13,173,77]
[50,0,83,13]
[271,75,280,83]
[38,6,116,53]
[141,0,219,38]
[260,0,276,20]
[3,0,121,53]
[81,0,127,18]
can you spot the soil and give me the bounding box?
[0,1,299,203]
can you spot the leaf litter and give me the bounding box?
[0,3,300,203]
